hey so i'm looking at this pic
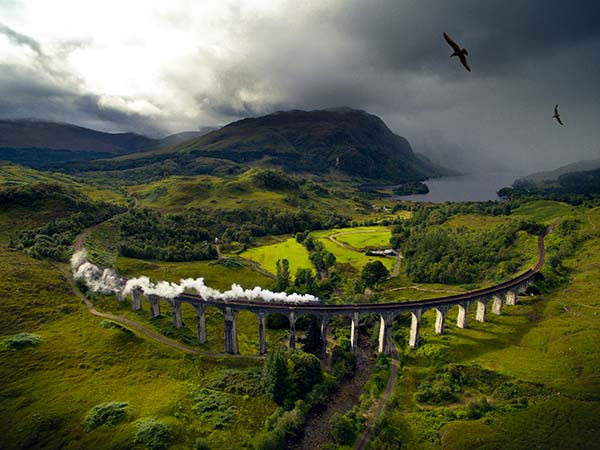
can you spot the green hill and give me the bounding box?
[76,108,450,183]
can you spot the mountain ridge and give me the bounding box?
[121,107,450,183]
[0,119,215,169]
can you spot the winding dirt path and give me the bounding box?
[391,253,402,278]
[354,343,399,450]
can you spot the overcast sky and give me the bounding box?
[1,0,599,171]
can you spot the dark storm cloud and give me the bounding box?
[337,1,600,76]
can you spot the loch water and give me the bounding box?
[394,172,524,203]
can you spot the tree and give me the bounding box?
[288,351,322,398]
[294,268,316,294]
[361,261,390,287]
[263,347,294,407]
[276,258,291,291]
[302,316,322,356]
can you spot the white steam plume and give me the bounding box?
[71,249,319,304]
[71,249,125,295]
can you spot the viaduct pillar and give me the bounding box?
[171,300,183,328]
[131,287,143,311]
[492,295,503,315]
[224,307,238,354]
[409,308,423,348]
[476,299,487,323]
[378,314,394,354]
[506,290,517,306]
[194,304,207,344]
[350,312,360,351]
[148,295,161,318]
[457,302,469,329]
[434,306,448,335]
[289,311,297,350]
[320,316,329,359]
[258,312,266,356]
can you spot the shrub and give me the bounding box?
[414,385,458,405]
[100,320,134,335]
[207,368,264,395]
[133,418,173,450]
[83,402,128,431]
[329,412,357,446]
[2,332,42,350]
[195,437,211,450]
[189,386,235,428]
[465,398,494,419]
[331,345,357,381]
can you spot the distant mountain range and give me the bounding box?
[0,109,450,183]
[517,158,600,183]
[95,108,450,183]
[0,119,215,169]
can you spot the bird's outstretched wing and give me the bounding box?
[556,116,564,126]
[554,104,559,115]
[443,32,461,52]
[458,54,471,72]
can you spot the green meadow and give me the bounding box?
[311,226,397,272]
[330,226,392,250]
[239,237,312,276]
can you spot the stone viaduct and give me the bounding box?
[120,228,549,357]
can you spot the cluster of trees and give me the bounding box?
[263,347,323,410]
[117,206,348,262]
[295,232,337,278]
[117,209,217,261]
[499,169,600,205]
[6,183,124,261]
[400,221,536,284]
[392,181,430,195]
[387,201,546,284]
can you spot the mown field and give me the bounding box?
[311,226,397,272]
[329,226,392,250]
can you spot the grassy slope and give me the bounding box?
[511,199,576,223]
[124,172,413,227]
[0,210,275,450]
[385,206,600,450]
[0,161,127,205]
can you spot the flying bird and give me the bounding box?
[553,104,564,125]
[443,32,471,72]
